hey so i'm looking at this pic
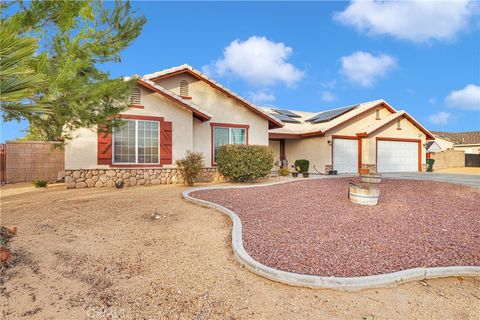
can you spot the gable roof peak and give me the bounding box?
[142,64,283,129]
[137,79,212,121]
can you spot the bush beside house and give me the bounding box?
[294,159,309,173]
[176,151,205,185]
[216,145,274,182]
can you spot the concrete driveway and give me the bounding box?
[382,172,480,188]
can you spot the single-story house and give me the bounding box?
[64,64,282,188]
[265,101,434,174]
[64,64,434,188]
[430,131,480,154]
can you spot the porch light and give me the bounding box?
[327,140,332,146]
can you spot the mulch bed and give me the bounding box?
[191,178,480,277]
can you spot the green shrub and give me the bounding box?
[294,159,309,173]
[216,145,274,182]
[33,180,48,188]
[278,167,290,176]
[176,151,205,185]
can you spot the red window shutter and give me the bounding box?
[97,125,112,165]
[160,120,172,165]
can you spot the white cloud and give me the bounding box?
[203,36,304,87]
[321,91,336,102]
[428,112,452,125]
[335,0,478,42]
[428,98,437,105]
[340,51,397,87]
[321,79,337,89]
[445,84,480,111]
[248,90,275,104]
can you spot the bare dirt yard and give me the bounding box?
[192,179,480,277]
[1,181,480,319]
[434,167,480,175]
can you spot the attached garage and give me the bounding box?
[377,138,420,172]
[333,137,359,173]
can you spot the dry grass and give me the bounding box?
[1,182,479,319]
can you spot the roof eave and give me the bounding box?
[147,68,283,129]
[357,112,435,140]
[137,79,211,122]
[319,101,394,136]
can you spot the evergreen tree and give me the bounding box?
[1,0,146,141]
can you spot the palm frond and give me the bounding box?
[0,26,48,114]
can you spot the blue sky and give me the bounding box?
[2,0,479,142]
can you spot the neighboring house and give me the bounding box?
[64,65,282,188]
[64,64,436,188]
[431,131,480,154]
[265,100,434,174]
[426,141,442,154]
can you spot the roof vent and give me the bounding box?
[129,87,141,105]
[179,79,189,97]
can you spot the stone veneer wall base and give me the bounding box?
[65,168,224,189]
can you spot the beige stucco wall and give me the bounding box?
[277,105,429,172]
[284,136,329,173]
[65,86,194,170]
[331,106,392,136]
[65,128,104,170]
[155,74,270,166]
[453,145,480,154]
[434,137,455,151]
[363,118,427,167]
[269,140,281,162]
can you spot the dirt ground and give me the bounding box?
[434,167,480,175]
[1,181,479,319]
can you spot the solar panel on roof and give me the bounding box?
[306,105,357,124]
[273,109,301,118]
[269,113,301,124]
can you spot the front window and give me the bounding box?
[213,126,247,162]
[113,120,159,164]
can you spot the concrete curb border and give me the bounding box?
[183,179,480,291]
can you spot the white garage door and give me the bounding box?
[333,138,358,173]
[377,140,418,172]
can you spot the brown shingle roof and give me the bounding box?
[431,131,480,144]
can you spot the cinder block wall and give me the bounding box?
[5,141,65,183]
[429,150,465,170]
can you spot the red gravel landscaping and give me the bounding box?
[191,178,480,277]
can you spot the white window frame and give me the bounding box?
[213,126,247,163]
[112,119,160,165]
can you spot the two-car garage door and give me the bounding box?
[333,137,420,173]
[377,140,419,172]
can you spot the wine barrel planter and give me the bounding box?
[361,173,382,184]
[349,183,380,206]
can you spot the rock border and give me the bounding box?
[183,179,480,291]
